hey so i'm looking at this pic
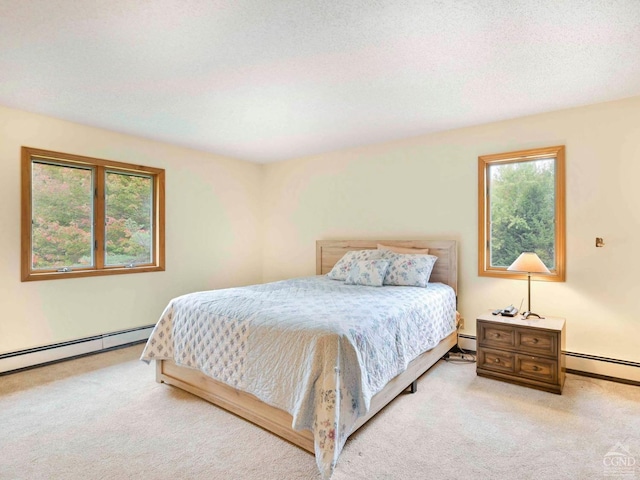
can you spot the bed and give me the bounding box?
[142,239,458,478]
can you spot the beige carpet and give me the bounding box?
[1,345,638,480]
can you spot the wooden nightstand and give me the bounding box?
[476,312,566,394]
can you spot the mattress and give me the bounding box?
[141,275,457,478]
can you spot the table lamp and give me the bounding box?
[507,252,550,319]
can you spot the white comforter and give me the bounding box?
[141,275,456,478]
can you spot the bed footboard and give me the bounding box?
[155,330,457,453]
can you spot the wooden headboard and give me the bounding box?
[316,239,458,294]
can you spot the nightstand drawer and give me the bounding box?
[478,322,515,349]
[516,355,558,384]
[516,329,557,356]
[477,348,515,374]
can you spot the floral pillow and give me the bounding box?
[381,251,438,287]
[345,259,390,287]
[327,249,384,281]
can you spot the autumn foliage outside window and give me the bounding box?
[22,147,165,281]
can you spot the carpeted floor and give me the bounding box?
[1,345,638,480]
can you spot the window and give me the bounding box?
[21,147,165,281]
[478,145,565,281]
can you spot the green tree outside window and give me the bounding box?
[478,146,565,282]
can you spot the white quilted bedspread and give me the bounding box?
[141,275,456,479]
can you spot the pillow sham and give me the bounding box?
[377,243,430,255]
[381,251,438,287]
[345,259,390,287]
[327,249,384,281]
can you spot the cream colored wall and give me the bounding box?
[4,97,639,368]
[0,105,263,354]
[263,96,640,364]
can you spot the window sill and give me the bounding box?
[478,268,565,282]
[21,265,165,282]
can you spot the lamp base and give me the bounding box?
[522,311,544,320]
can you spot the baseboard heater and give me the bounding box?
[0,325,154,375]
[458,333,640,385]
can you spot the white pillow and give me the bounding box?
[345,259,390,287]
[327,249,384,281]
[381,251,438,287]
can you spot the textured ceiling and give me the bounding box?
[1,1,639,163]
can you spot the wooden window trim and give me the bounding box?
[21,147,165,281]
[477,145,565,282]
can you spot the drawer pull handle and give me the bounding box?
[532,338,539,344]
[495,333,501,338]
[532,366,540,371]
[494,358,500,363]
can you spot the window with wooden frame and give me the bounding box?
[21,147,165,281]
[478,145,565,281]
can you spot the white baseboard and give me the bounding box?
[564,355,640,384]
[0,326,154,374]
[457,334,640,384]
[458,335,477,353]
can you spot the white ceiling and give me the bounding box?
[1,1,639,163]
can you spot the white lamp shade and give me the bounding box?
[507,252,550,274]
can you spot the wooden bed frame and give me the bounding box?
[155,239,458,453]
